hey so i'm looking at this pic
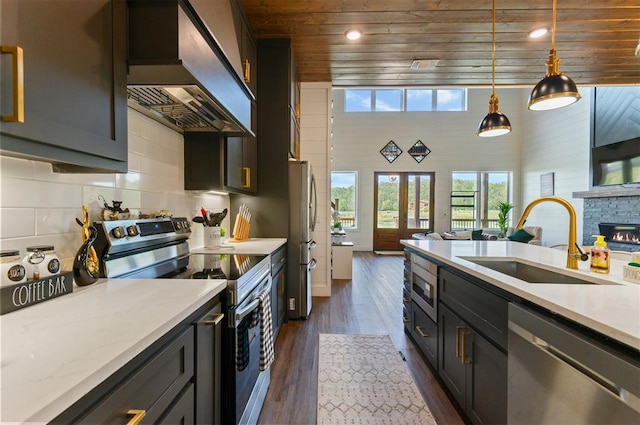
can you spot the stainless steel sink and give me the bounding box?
[462,258,616,285]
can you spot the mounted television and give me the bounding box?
[591,86,640,187]
[591,139,640,187]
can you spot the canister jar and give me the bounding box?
[23,245,60,280]
[1,250,27,286]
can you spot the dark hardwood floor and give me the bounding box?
[258,251,466,425]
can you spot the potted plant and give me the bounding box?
[497,201,514,238]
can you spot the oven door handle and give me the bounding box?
[235,298,260,324]
[233,278,272,327]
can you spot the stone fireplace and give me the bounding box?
[574,187,640,252]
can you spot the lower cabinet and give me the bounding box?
[438,303,507,425]
[53,297,222,425]
[402,250,412,333]
[271,245,287,340]
[194,303,224,425]
[72,327,196,424]
[410,301,438,367]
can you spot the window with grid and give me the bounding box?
[451,171,511,230]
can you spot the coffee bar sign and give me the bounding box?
[1,272,73,315]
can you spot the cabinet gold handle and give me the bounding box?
[403,315,410,323]
[455,325,463,358]
[242,166,251,188]
[203,313,224,326]
[1,45,24,123]
[403,296,410,303]
[461,329,472,365]
[243,59,251,84]
[126,409,146,425]
[415,325,430,338]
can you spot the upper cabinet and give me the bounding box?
[230,0,257,98]
[258,38,300,159]
[0,0,128,173]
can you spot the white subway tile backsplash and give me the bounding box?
[36,208,80,236]
[0,108,229,271]
[0,208,35,239]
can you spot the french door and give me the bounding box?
[373,172,435,251]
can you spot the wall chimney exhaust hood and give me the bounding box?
[127,0,253,135]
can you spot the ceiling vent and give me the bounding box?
[410,59,439,70]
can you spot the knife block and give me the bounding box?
[231,214,250,242]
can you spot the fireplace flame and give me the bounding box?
[611,232,640,244]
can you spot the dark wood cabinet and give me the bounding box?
[231,0,257,98]
[270,245,287,340]
[411,301,438,367]
[258,38,300,159]
[194,303,224,425]
[0,0,128,173]
[184,131,257,194]
[225,134,257,194]
[69,327,196,424]
[438,266,509,425]
[402,250,412,334]
[438,303,507,425]
[439,268,509,350]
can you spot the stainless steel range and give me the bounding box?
[93,217,273,425]
[190,253,272,425]
[93,217,192,278]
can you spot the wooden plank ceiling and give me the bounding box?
[240,0,640,87]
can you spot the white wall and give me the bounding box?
[331,88,523,251]
[300,82,332,297]
[518,88,591,247]
[0,109,230,270]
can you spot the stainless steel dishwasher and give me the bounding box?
[508,303,640,424]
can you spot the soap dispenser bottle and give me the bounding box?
[590,235,610,274]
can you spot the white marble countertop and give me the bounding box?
[191,237,287,255]
[0,277,226,424]
[401,240,640,351]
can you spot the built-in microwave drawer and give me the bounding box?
[411,253,438,276]
[411,261,437,322]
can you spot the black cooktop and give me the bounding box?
[178,253,267,281]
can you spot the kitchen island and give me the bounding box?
[0,277,226,424]
[401,240,640,424]
[401,239,639,349]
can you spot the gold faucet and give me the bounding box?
[515,196,587,270]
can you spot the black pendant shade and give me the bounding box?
[478,112,512,137]
[478,94,512,137]
[528,0,581,111]
[528,72,581,111]
[477,0,511,138]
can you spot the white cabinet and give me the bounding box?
[332,243,353,280]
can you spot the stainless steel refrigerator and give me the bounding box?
[287,160,317,319]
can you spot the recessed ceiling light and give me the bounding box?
[528,27,549,39]
[345,29,362,41]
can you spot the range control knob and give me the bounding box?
[175,221,183,230]
[126,225,140,237]
[111,226,126,239]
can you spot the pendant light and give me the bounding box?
[477,0,512,137]
[527,0,581,111]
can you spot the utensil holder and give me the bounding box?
[204,226,222,248]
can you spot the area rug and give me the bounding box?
[317,333,437,425]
